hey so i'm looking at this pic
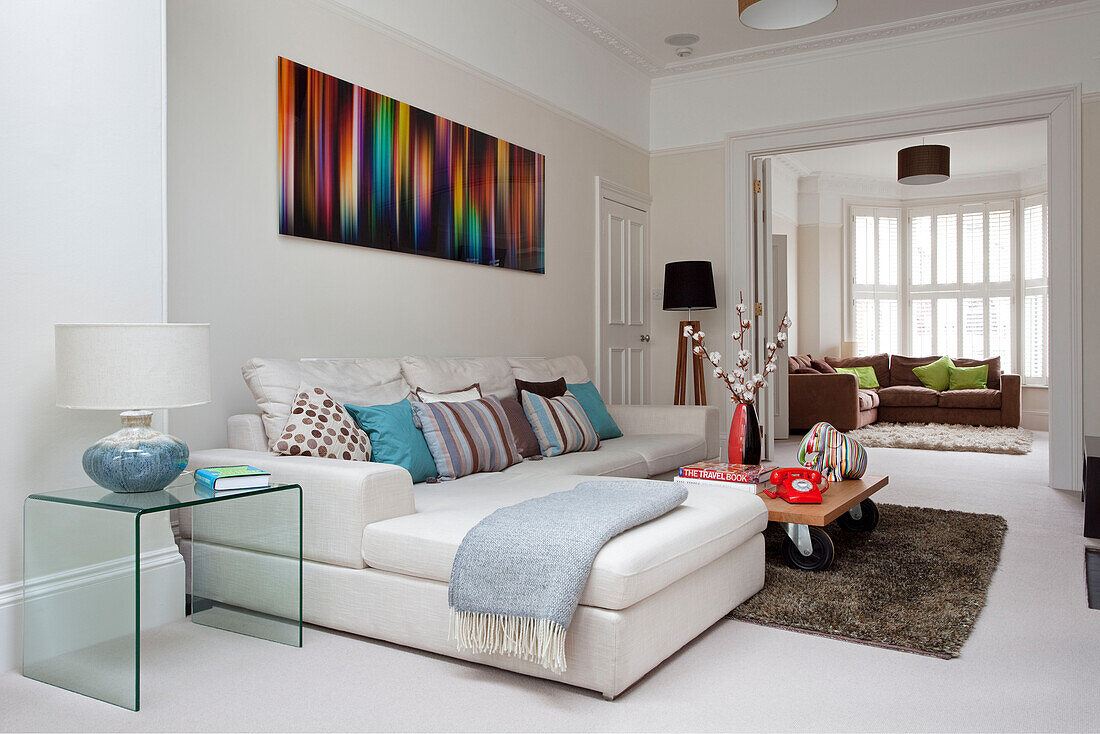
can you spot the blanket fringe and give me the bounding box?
[449,608,568,674]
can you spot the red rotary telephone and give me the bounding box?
[763,468,829,504]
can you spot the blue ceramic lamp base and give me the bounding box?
[83,411,190,493]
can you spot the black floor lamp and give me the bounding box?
[663,261,717,405]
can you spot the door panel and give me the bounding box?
[772,234,790,440]
[752,158,774,458]
[599,196,649,405]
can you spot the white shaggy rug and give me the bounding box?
[847,422,1033,455]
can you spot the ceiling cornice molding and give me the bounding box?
[537,0,1097,79]
[533,0,662,74]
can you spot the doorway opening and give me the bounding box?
[726,88,1081,491]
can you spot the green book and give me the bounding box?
[194,465,270,491]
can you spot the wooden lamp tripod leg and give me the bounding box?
[674,320,707,406]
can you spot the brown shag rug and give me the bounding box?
[729,504,1007,658]
[846,422,1032,454]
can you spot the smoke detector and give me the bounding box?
[664,33,700,58]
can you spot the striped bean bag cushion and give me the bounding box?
[520,390,601,458]
[797,421,868,482]
[410,395,522,480]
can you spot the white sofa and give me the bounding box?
[184,355,767,699]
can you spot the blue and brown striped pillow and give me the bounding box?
[520,390,601,458]
[409,395,522,480]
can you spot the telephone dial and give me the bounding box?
[763,468,829,504]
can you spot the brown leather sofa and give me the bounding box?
[788,353,1021,432]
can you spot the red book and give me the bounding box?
[678,461,770,484]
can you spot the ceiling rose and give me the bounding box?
[738,0,838,30]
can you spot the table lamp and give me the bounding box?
[55,323,211,493]
[663,261,717,405]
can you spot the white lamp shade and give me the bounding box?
[739,0,837,30]
[55,323,211,410]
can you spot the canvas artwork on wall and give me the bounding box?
[277,57,545,273]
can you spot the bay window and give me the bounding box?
[847,194,1048,385]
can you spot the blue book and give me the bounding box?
[194,465,270,491]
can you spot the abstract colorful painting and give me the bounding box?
[278,57,545,273]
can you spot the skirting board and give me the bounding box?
[1021,411,1049,432]
[0,546,186,673]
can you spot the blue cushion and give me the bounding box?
[344,400,437,484]
[566,382,623,440]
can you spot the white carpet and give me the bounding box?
[1,433,1097,733]
[847,421,1033,454]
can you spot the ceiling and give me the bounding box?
[535,0,1085,75]
[779,120,1047,179]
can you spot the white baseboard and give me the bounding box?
[1022,410,1049,431]
[0,545,185,673]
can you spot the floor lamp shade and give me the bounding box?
[55,323,211,493]
[663,261,717,312]
[663,262,716,406]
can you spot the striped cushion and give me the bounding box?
[520,390,601,458]
[797,421,867,482]
[409,395,522,480]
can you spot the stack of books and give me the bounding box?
[194,465,271,496]
[674,461,773,494]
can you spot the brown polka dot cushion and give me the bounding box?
[273,384,370,461]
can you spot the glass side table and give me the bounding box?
[23,473,302,711]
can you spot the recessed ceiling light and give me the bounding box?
[664,33,700,47]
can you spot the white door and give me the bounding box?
[771,234,790,440]
[752,158,775,458]
[598,189,650,405]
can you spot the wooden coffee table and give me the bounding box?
[758,474,889,571]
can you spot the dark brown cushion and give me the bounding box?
[938,389,1002,410]
[952,356,1002,390]
[791,367,818,375]
[857,389,880,411]
[890,355,941,387]
[497,396,541,458]
[877,385,940,407]
[515,377,566,399]
[810,359,836,374]
[792,354,813,370]
[788,356,801,372]
[825,353,891,388]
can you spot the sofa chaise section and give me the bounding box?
[181,354,764,699]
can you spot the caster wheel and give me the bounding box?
[782,527,835,571]
[837,499,879,533]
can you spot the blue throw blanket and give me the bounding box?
[448,479,688,673]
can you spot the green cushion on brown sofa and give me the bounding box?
[912,355,953,391]
[825,353,891,388]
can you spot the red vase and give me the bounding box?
[728,402,761,465]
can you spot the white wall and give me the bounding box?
[0,0,179,671]
[330,0,652,151]
[648,149,728,410]
[165,0,650,448]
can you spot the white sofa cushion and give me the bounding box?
[362,474,768,610]
[473,446,650,482]
[401,356,516,400]
[600,434,708,476]
[242,358,411,449]
[508,355,588,383]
